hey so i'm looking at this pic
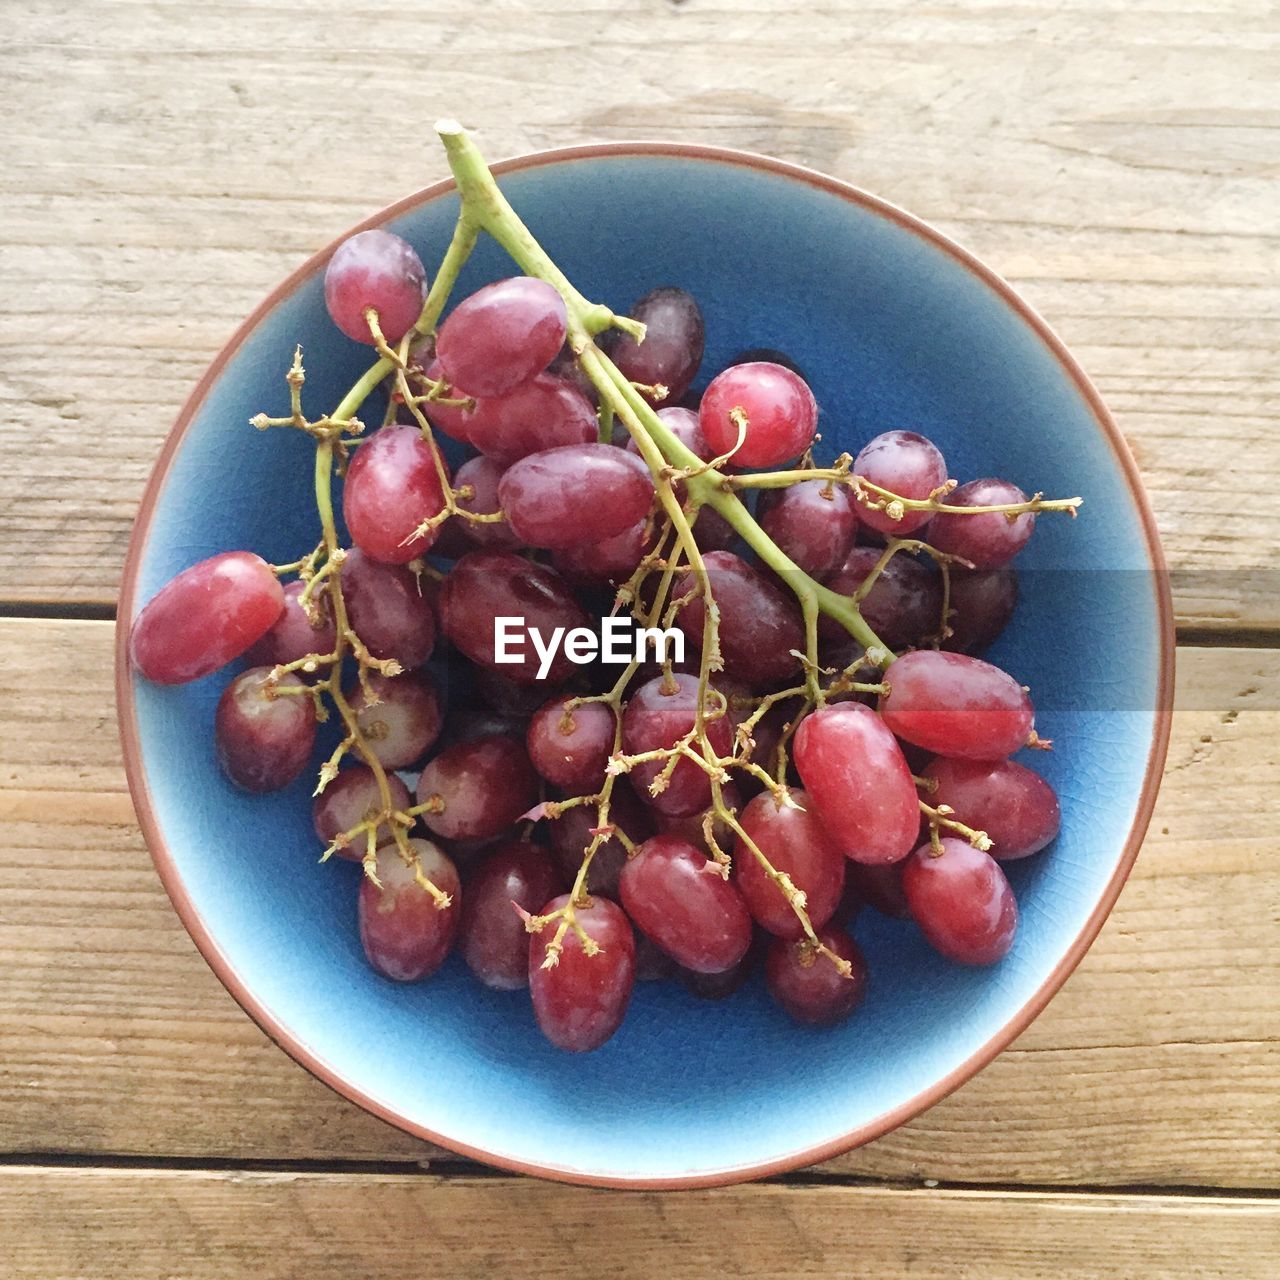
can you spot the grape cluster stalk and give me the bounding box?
[130,120,1081,1048]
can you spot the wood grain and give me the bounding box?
[2,1168,1277,1280]
[1,619,1276,1185]
[0,2,1276,625]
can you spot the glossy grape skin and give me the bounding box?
[214,667,316,793]
[844,860,910,919]
[348,670,443,770]
[450,454,522,550]
[699,362,818,468]
[621,673,734,818]
[553,518,656,587]
[342,425,448,564]
[341,549,436,671]
[459,841,560,990]
[674,551,804,689]
[528,893,635,1052]
[358,839,461,982]
[436,277,568,398]
[461,372,598,464]
[527,695,615,792]
[497,444,655,549]
[734,790,846,939]
[438,551,590,684]
[550,785,654,899]
[793,702,919,864]
[821,547,942,651]
[852,431,948,536]
[131,551,285,686]
[604,287,705,406]
[619,835,753,973]
[313,765,412,858]
[902,837,1018,965]
[923,757,1060,860]
[765,927,868,1027]
[944,567,1019,653]
[928,478,1035,568]
[324,230,427,345]
[757,480,858,576]
[416,733,538,842]
[245,579,336,675]
[879,650,1035,760]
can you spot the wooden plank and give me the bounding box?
[1,618,1277,1184]
[0,3,1277,625]
[2,1169,1277,1280]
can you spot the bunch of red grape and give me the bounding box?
[130,152,1077,1054]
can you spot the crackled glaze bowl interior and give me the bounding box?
[117,145,1173,1187]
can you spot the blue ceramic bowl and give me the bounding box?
[117,144,1173,1187]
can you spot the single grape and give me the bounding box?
[347,670,443,770]
[461,372,598,463]
[341,549,436,671]
[603,287,705,406]
[844,860,910,919]
[451,454,522,550]
[820,547,942,651]
[313,765,412,858]
[923,757,1060,860]
[358,839,461,981]
[757,480,858,576]
[618,835,753,973]
[527,695,616,792]
[765,927,868,1027]
[497,444,655,548]
[553,518,656,587]
[416,733,538,841]
[944,567,1019,653]
[852,430,948,536]
[699,362,818,467]
[927,478,1035,568]
[620,673,734,818]
[244,579,337,677]
[528,893,635,1052]
[793,702,919,864]
[324,229,427,345]
[902,837,1018,965]
[458,840,560,991]
[550,785,654,899]
[214,667,316,793]
[878,650,1035,759]
[130,551,285,685]
[626,405,712,462]
[438,550,590,684]
[733,790,846,939]
[673,550,804,689]
[342,425,448,564]
[436,277,568,398]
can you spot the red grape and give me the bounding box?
[446,704,527,745]
[618,835,752,973]
[657,778,743,852]
[358,839,461,981]
[436,277,567,398]
[245,579,336,675]
[627,405,712,461]
[821,547,942,651]
[342,425,448,564]
[879,650,1034,759]
[923,757,1060,860]
[844,860,910,919]
[553,518,656,587]
[944,567,1019,653]
[527,695,615,792]
[459,840,560,990]
[313,765,412,857]
[758,480,858,575]
[699,362,818,467]
[347,670,443,770]
[852,430,948,536]
[528,893,635,1052]
[635,930,679,981]
[214,667,316,793]
[451,454,522,550]
[498,444,655,548]
[734,790,846,938]
[793,702,919,864]
[461,372,598,463]
[341,549,436,670]
[679,943,758,1000]
[621,673,733,818]
[472,664,572,719]
[130,551,285,685]
[550,785,654,899]
[324,230,427,345]
[928,478,1035,568]
[765,927,868,1026]
[902,837,1018,965]
[416,733,538,841]
[603,287,705,406]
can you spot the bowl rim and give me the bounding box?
[115,138,1175,1191]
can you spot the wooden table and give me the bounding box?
[2,2,1277,1275]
